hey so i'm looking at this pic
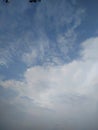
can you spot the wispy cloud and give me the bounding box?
[0,0,85,67]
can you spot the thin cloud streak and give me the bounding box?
[0,0,85,67]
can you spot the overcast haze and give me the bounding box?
[0,0,98,130]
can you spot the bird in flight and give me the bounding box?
[29,0,41,2]
[5,0,9,3]
[4,0,41,3]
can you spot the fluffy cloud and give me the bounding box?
[1,37,98,108]
[0,36,98,129]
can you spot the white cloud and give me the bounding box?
[81,37,98,61]
[0,37,98,130]
[0,37,98,111]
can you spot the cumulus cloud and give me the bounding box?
[0,37,98,130]
[0,37,98,127]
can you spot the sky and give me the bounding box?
[0,0,98,130]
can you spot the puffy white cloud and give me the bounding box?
[1,37,98,110]
[0,37,98,130]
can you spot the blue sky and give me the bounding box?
[0,0,98,130]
